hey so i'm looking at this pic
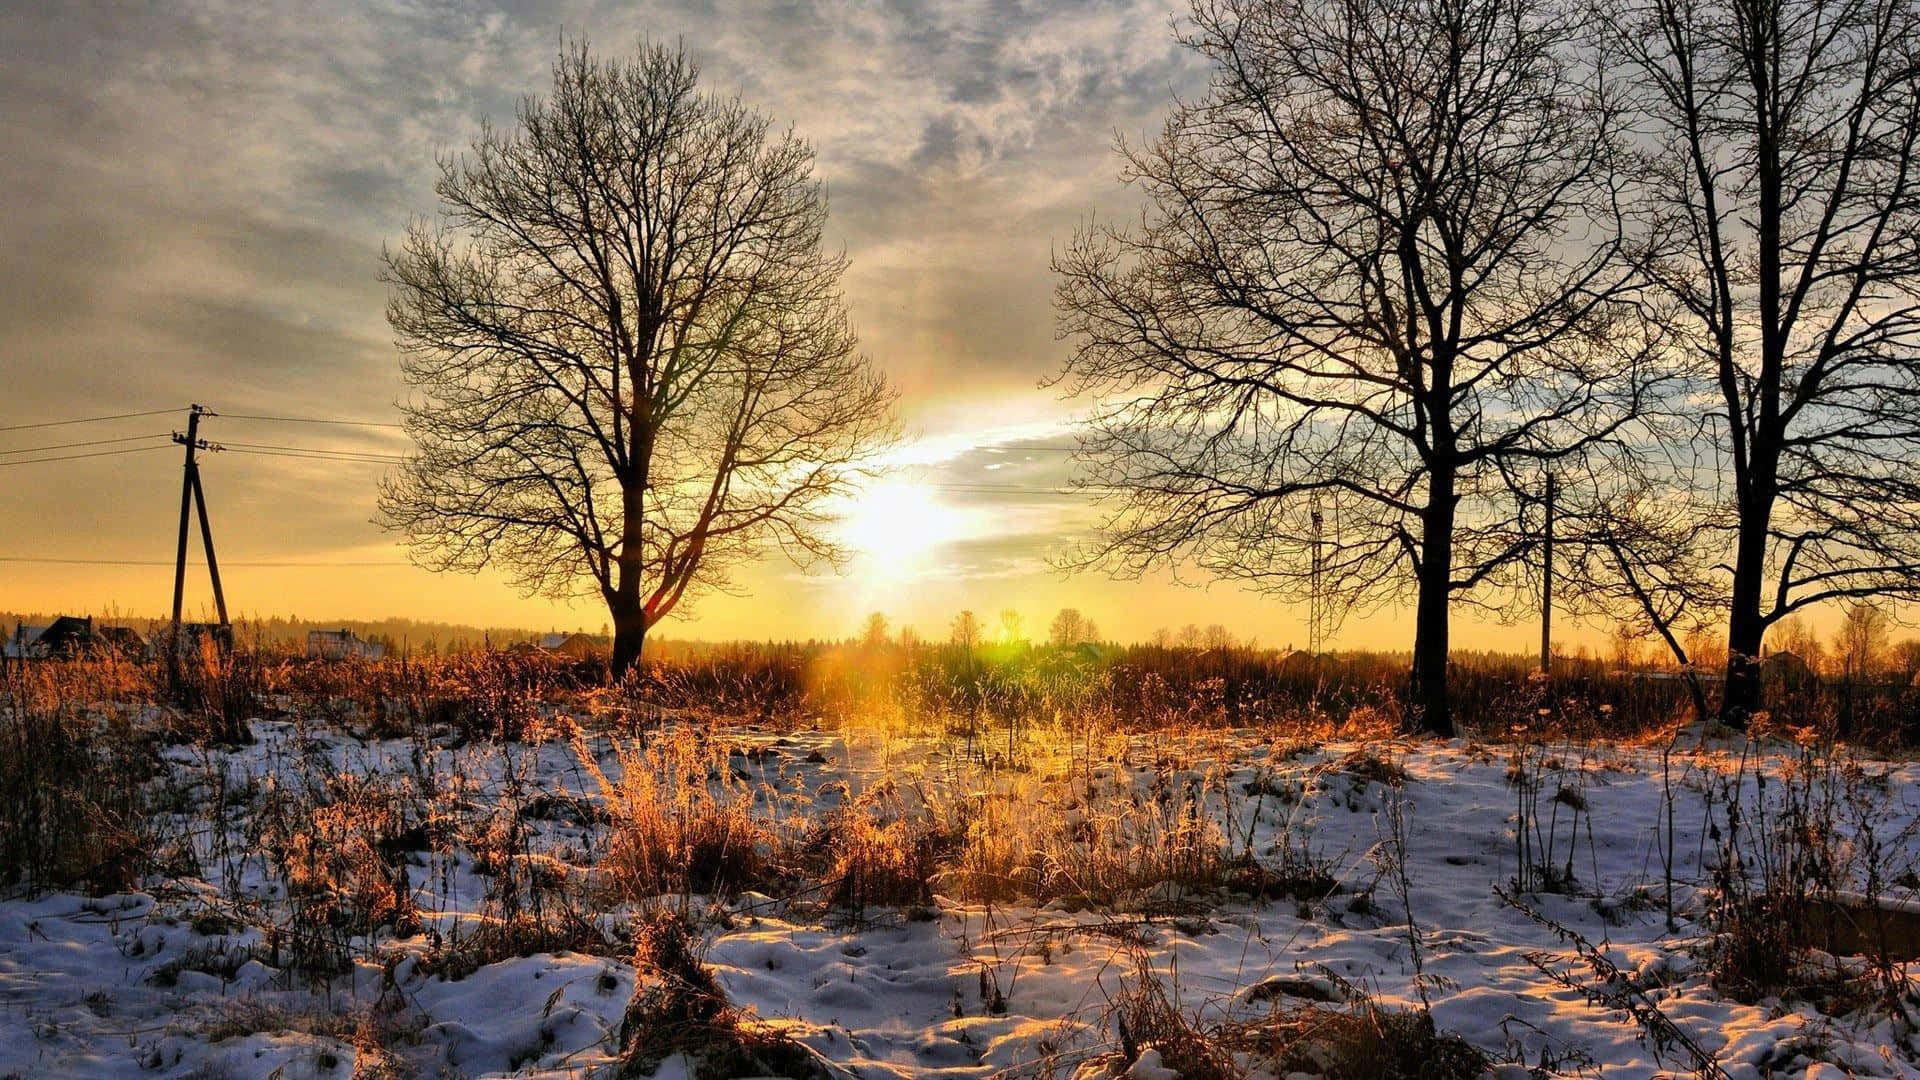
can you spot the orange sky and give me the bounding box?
[0,1,1660,652]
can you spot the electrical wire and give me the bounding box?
[0,445,177,466]
[0,556,410,567]
[219,440,405,460]
[220,449,402,465]
[0,433,172,455]
[0,408,178,433]
[219,412,404,429]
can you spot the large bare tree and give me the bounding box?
[1054,0,1662,735]
[379,42,896,676]
[1604,0,1920,725]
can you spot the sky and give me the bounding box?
[0,0,1579,651]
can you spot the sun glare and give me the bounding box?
[836,479,964,579]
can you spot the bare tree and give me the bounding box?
[1054,0,1662,734]
[1836,600,1890,681]
[1607,0,1920,724]
[950,610,983,650]
[1048,607,1100,647]
[379,42,896,676]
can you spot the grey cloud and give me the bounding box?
[1,0,1202,584]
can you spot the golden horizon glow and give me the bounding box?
[833,478,971,583]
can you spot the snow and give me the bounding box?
[0,716,1915,1078]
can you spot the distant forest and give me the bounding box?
[0,611,564,654]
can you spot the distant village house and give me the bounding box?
[537,632,608,658]
[6,616,145,660]
[306,628,385,661]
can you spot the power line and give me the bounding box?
[0,556,411,567]
[222,448,402,465]
[219,412,404,429]
[0,433,171,455]
[0,408,178,433]
[0,445,176,466]
[220,440,406,460]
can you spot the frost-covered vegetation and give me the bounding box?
[0,648,1916,1078]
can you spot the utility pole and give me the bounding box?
[1309,501,1325,652]
[1540,472,1555,674]
[169,404,228,678]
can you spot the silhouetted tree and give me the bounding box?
[1048,607,1099,647]
[379,41,896,677]
[1054,0,1662,734]
[1836,601,1890,682]
[1607,0,1920,724]
[950,610,983,650]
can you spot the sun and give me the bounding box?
[835,479,964,579]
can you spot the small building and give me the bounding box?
[6,618,149,660]
[95,625,147,657]
[37,615,98,656]
[307,628,385,661]
[7,616,121,659]
[1763,649,1815,685]
[538,632,608,658]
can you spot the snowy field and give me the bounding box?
[1,713,1916,1078]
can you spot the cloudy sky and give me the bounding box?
[0,0,1554,649]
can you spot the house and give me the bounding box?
[1762,649,1815,686]
[36,615,98,656]
[95,625,147,656]
[538,632,608,658]
[6,618,150,661]
[6,616,117,659]
[306,628,385,661]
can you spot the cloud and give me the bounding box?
[0,0,1206,632]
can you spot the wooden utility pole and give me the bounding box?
[169,404,228,672]
[1309,501,1325,652]
[1540,472,1555,674]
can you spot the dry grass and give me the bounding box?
[577,729,785,904]
[617,910,828,1079]
[1098,952,1486,1080]
[4,642,1914,1076]
[0,663,152,894]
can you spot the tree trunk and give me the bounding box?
[610,593,647,680]
[1720,484,1773,728]
[1723,45,1781,732]
[609,473,649,680]
[1409,467,1457,738]
[1722,616,1764,728]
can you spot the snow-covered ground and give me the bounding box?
[0,716,1915,1078]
